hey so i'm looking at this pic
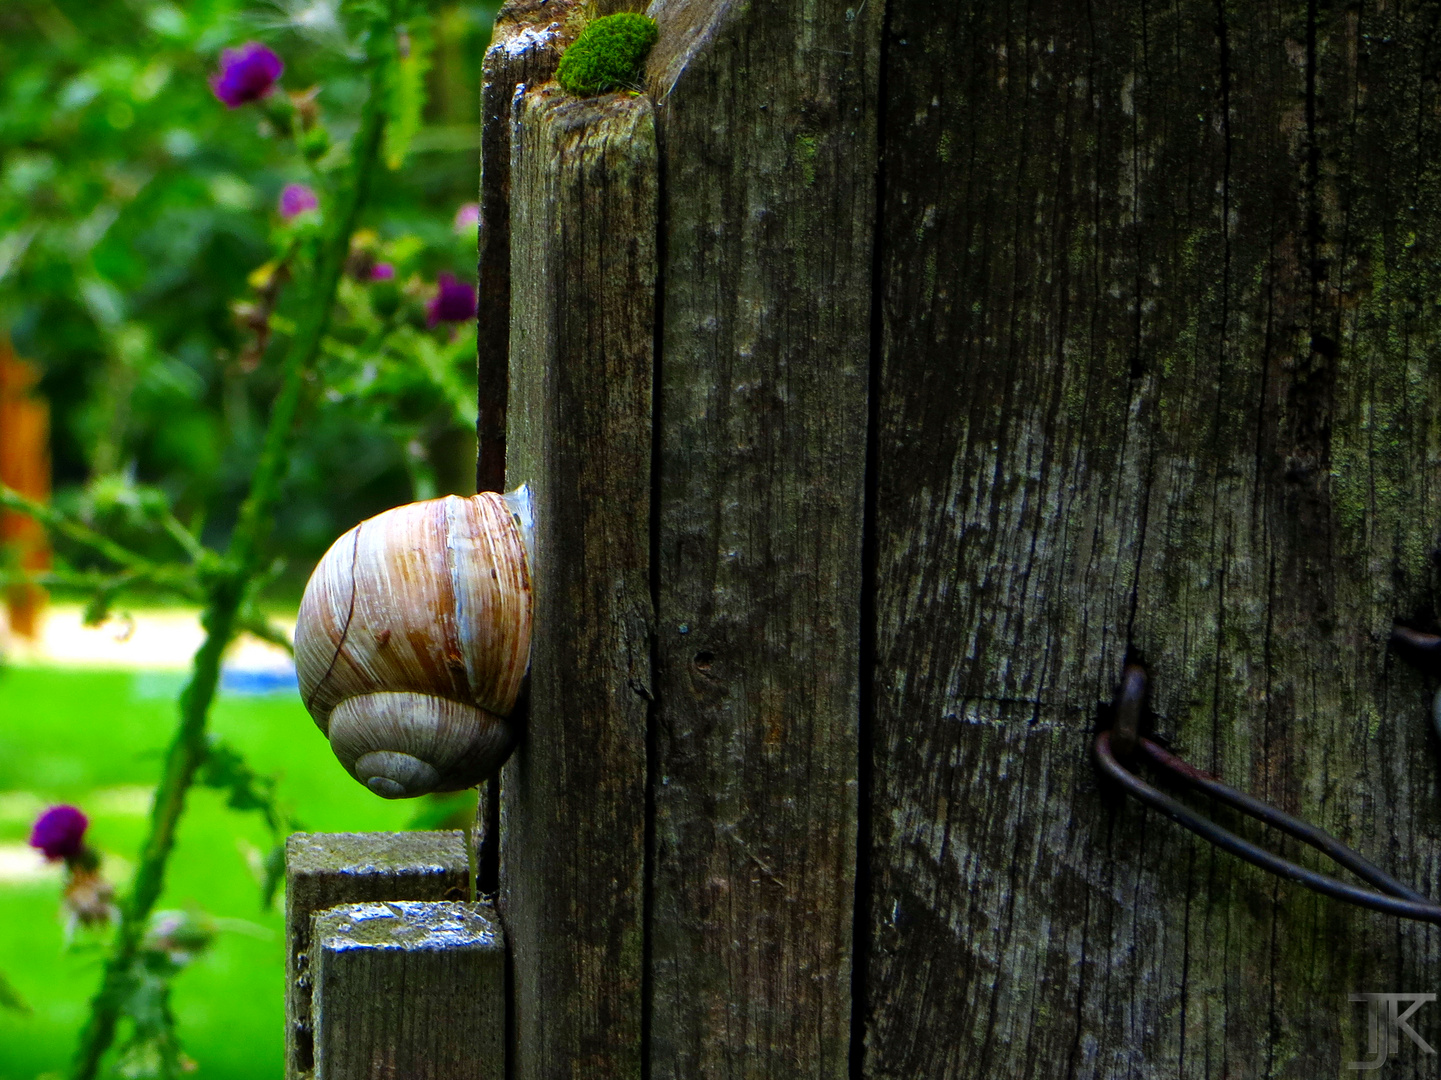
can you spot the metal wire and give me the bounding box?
[1109,663,1146,762]
[1095,718,1441,924]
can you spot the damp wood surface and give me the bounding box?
[310,901,503,1080]
[864,2,1441,1077]
[284,831,471,1080]
[643,0,879,1076]
[501,87,657,1080]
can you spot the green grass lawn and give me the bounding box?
[0,664,472,1079]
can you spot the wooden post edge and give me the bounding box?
[284,831,472,1079]
[502,85,658,1079]
[311,901,504,1079]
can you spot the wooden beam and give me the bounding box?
[475,0,577,494]
[285,831,471,1079]
[501,86,657,1079]
[643,1,879,1074]
[311,901,503,1079]
[862,1,1441,1075]
[475,0,579,897]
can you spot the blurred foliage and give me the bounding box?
[0,969,30,1016]
[0,3,499,1071]
[0,0,498,589]
[112,908,261,1076]
[197,734,298,908]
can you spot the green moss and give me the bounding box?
[795,132,818,185]
[556,13,659,97]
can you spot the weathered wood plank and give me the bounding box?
[643,2,879,1075]
[501,87,656,1080]
[311,901,503,1079]
[865,1,1441,1076]
[285,831,470,1079]
[474,0,578,898]
[475,0,576,494]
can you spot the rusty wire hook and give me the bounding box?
[1094,663,1441,924]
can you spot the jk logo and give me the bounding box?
[1348,993,1437,1071]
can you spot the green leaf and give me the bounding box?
[198,737,278,820]
[383,20,433,171]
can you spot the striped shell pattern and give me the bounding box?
[295,491,533,798]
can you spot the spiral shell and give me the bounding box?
[295,490,533,798]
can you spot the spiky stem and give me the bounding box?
[67,23,394,1079]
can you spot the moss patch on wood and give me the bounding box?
[556,13,658,96]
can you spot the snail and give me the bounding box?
[294,488,534,799]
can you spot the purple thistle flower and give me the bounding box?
[279,183,319,219]
[30,805,88,862]
[426,273,477,327]
[371,262,395,281]
[453,203,480,235]
[210,42,284,108]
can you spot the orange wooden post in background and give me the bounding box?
[0,336,51,639]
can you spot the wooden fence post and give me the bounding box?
[286,0,1441,1073]
[473,0,578,897]
[502,85,657,1079]
[284,831,473,1079]
[859,2,1441,1075]
[643,3,878,1075]
[493,0,877,1075]
[310,901,503,1078]
[475,0,575,494]
[309,0,1441,1073]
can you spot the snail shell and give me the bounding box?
[295,489,533,799]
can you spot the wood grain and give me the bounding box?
[311,901,503,1079]
[476,0,577,494]
[285,831,471,1079]
[643,1,879,1076]
[501,87,657,1080]
[476,0,579,890]
[864,1,1441,1076]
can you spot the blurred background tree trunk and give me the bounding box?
[0,337,50,639]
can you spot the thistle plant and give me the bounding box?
[29,805,119,935]
[209,41,286,107]
[0,0,485,1073]
[68,15,392,1073]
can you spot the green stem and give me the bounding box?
[236,608,296,656]
[157,511,206,563]
[0,566,190,602]
[67,32,393,1080]
[0,485,197,595]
